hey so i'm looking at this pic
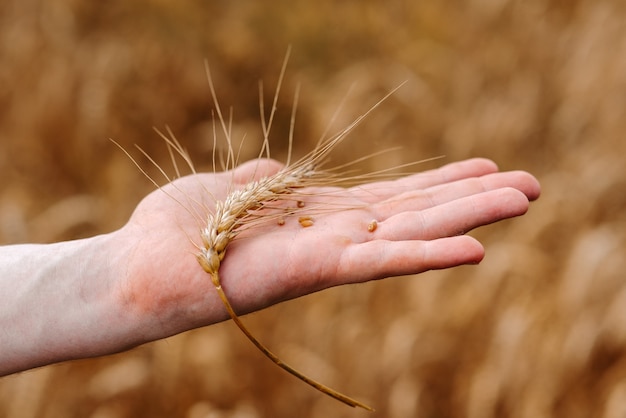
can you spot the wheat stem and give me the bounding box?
[122,51,423,410]
[209,270,373,411]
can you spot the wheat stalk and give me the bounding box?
[193,60,406,412]
[118,51,425,411]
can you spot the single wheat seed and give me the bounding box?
[298,215,314,228]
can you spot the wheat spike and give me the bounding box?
[191,52,390,410]
[122,52,419,411]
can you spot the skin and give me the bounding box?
[0,157,540,376]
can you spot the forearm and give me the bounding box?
[0,232,141,376]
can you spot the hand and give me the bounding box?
[118,157,540,341]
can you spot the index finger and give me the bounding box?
[351,158,500,202]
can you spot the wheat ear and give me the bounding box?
[190,53,417,410]
[119,52,417,410]
[195,171,376,411]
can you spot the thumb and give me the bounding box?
[232,158,285,184]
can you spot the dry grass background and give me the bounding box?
[1,0,625,417]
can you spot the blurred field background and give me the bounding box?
[1,0,625,417]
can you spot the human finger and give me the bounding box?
[372,187,531,242]
[352,158,500,202]
[231,158,285,184]
[336,235,484,283]
[370,170,540,219]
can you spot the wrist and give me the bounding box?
[0,231,141,375]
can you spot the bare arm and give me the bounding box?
[0,234,138,375]
[0,158,540,376]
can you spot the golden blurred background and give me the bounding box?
[1,0,625,417]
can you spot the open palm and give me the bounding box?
[120,157,540,339]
